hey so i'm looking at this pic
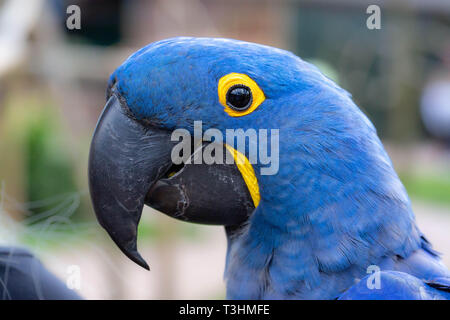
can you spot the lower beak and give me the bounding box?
[88,95,173,269]
[145,143,255,226]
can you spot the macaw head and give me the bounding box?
[89,37,420,297]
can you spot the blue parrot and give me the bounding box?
[88,37,450,299]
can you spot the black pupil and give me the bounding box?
[226,85,252,111]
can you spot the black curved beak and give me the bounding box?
[89,95,255,270]
[88,95,173,270]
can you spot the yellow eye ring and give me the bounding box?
[218,73,265,117]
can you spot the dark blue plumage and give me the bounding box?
[109,37,450,299]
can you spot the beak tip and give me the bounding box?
[139,259,150,271]
[139,261,150,271]
[107,229,150,270]
[125,248,150,270]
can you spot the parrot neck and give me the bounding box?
[224,197,421,299]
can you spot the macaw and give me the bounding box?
[88,37,450,299]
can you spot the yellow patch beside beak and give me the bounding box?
[224,144,260,208]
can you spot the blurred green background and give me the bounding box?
[0,0,449,299]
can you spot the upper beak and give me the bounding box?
[89,94,256,270]
[88,95,173,269]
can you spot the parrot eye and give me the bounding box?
[226,85,252,111]
[218,73,265,117]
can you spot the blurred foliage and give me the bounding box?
[137,214,201,241]
[138,217,166,240]
[24,107,80,218]
[0,90,82,221]
[401,171,450,206]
